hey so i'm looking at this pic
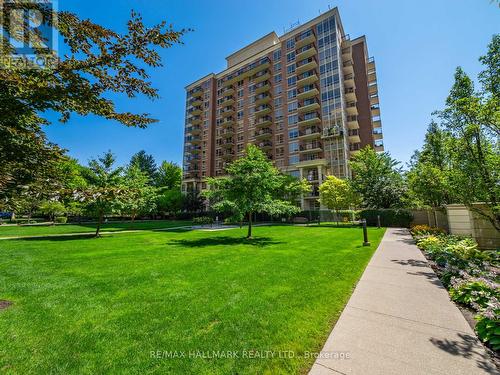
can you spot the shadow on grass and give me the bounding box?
[11,233,99,242]
[168,236,283,248]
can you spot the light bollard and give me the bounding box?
[377,215,381,229]
[361,219,370,246]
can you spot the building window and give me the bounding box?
[289,170,300,178]
[287,88,297,99]
[238,89,244,97]
[286,51,295,63]
[286,39,295,50]
[274,62,281,71]
[275,108,284,119]
[273,49,281,60]
[289,155,299,164]
[289,129,299,139]
[274,84,282,95]
[288,114,298,125]
[289,141,299,153]
[274,97,282,107]
[274,74,282,83]
[288,101,298,112]
[287,64,296,74]
[287,76,297,86]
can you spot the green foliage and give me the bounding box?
[450,279,499,309]
[120,163,157,220]
[410,225,446,236]
[475,314,500,352]
[205,145,308,238]
[349,147,407,209]
[54,217,68,224]
[319,176,357,212]
[359,209,413,227]
[129,151,157,184]
[156,189,184,215]
[39,201,66,221]
[192,216,214,225]
[155,161,182,189]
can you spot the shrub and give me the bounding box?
[192,216,214,225]
[410,224,445,236]
[450,277,499,309]
[474,298,500,351]
[359,209,413,227]
[54,216,68,224]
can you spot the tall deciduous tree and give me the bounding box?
[205,145,308,238]
[155,161,182,189]
[319,176,357,226]
[120,164,157,222]
[349,147,406,209]
[78,151,124,237]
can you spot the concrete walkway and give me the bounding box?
[309,228,498,375]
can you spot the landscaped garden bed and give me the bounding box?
[410,225,500,359]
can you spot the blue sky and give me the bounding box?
[44,0,500,168]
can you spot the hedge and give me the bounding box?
[359,209,413,227]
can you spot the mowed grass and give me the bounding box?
[0,225,385,374]
[0,220,191,238]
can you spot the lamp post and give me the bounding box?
[361,219,370,246]
[377,215,381,229]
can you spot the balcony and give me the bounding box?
[341,34,351,47]
[188,136,202,144]
[373,119,382,128]
[348,132,361,144]
[247,61,271,78]
[221,151,235,160]
[222,87,234,96]
[342,60,354,76]
[367,57,375,71]
[344,88,356,102]
[299,127,322,140]
[296,46,317,61]
[344,74,355,89]
[257,141,273,150]
[296,59,318,75]
[191,107,202,116]
[373,132,383,141]
[297,73,318,88]
[221,107,235,118]
[368,69,377,83]
[368,83,378,95]
[187,125,202,134]
[297,115,321,128]
[255,83,271,95]
[255,94,272,106]
[190,99,203,107]
[341,46,351,59]
[221,119,234,128]
[346,102,358,115]
[370,95,379,106]
[255,116,272,128]
[253,72,271,84]
[295,34,315,49]
[297,87,319,101]
[255,129,273,139]
[220,129,234,138]
[191,90,203,98]
[347,118,359,130]
[375,145,384,152]
[298,101,320,114]
[220,96,234,107]
[190,116,202,125]
[221,140,234,148]
[187,146,202,154]
[299,142,322,153]
[371,106,381,117]
[254,105,272,117]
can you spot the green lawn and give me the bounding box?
[0,225,385,374]
[0,220,191,238]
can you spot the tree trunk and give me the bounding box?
[247,211,252,239]
[336,209,339,227]
[95,211,103,237]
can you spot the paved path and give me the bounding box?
[309,228,498,375]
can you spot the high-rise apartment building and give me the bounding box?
[182,8,384,210]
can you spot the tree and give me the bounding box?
[182,190,204,213]
[349,147,407,209]
[120,164,157,222]
[156,189,183,217]
[406,162,450,207]
[78,151,124,237]
[1,2,187,203]
[319,176,357,225]
[204,145,308,238]
[129,151,157,184]
[155,161,182,190]
[437,63,500,229]
[39,200,66,223]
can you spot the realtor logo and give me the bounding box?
[0,0,58,69]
